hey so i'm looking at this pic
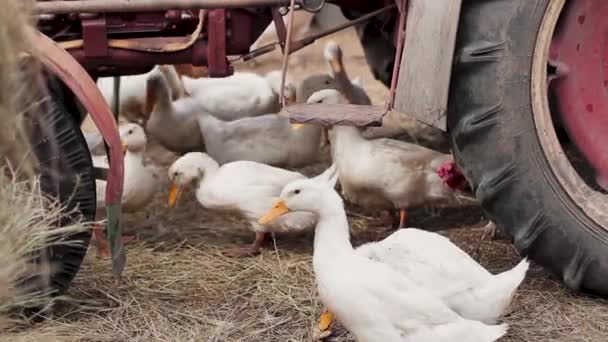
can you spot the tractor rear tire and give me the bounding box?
[29,76,96,295]
[448,0,608,295]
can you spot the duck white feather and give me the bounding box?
[97,65,184,124]
[260,177,507,342]
[91,123,159,258]
[323,41,371,105]
[181,70,291,121]
[356,229,529,324]
[93,123,159,216]
[196,103,322,167]
[310,89,472,227]
[167,153,337,256]
[145,72,205,153]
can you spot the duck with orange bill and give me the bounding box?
[91,123,160,258]
[166,152,338,257]
[180,69,293,120]
[97,65,185,125]
[258,174,510,342]
[195,84,324,168]
[306,89,478,229]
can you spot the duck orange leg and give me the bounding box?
[398,208,408,229]
[318,309,335,331]
[90,224,136,259]
[91,224,110,258]
[222,232,269,258]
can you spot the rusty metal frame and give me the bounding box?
[271,8,288,53]
[386,0,408,110]
[207,9,230,77]
[241,4,396,62]
[23,28,126,277]
[37,0,296,14]
[59,10,207,54]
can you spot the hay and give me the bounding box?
[0,0,41,175]
[4,186,607,342]
[0,171,90,332]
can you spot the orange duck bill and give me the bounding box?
[258,200,290,224]
[167,183,183,208]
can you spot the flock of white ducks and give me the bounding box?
[85,40,525,341]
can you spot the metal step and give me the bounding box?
[282,103,450,150]
[283,103,387,127]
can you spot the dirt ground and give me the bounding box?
[9,26,608,342]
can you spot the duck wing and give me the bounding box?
[356,229,491,296]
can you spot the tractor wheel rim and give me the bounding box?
[532,0,608,229]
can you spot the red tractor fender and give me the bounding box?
[24,28,126,277]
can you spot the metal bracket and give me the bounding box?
[207,9,230,77]
[81,14,108,58]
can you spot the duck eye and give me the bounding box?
[128,129,134,134]
[294,189,301,195]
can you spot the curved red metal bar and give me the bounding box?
[24,27,126,276]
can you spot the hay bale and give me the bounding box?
[0,0,89,333]
[0,0,40,175]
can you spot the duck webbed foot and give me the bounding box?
[91,225,137,259]
[222,232,269,258]
[481,221,498,241]
[313,309,335,340]
[398,208,408,229]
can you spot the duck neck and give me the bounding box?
[148,87,177,128]
[124,150,144,164]
[331,125,364,158]
[197,110,222,128]
[332,66,356,104]
[313,192,353,262]
[333,125,364,143]
[197,158,220,187]
[122,151,144,182]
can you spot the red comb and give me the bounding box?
[436,160,470,192]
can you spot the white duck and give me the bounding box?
[97,65,185,124]
[166,152,336,257]
[290,41,372,146]
[323,40,372,106]
[91,123,159,258]
[316,229,528,335]
[259,177,508,342]
[181,70,291,121]
[311,89,474,228]
[145,72,205,154]
[196,86,322,167]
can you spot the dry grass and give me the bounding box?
[6,203,608,341]
[0,173,90,328]
[0,0,42,175]
[31,13,608,342]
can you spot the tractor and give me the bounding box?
[29,0,608,298]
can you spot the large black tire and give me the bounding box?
[28,76,96,295]
[448,0,608,295]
